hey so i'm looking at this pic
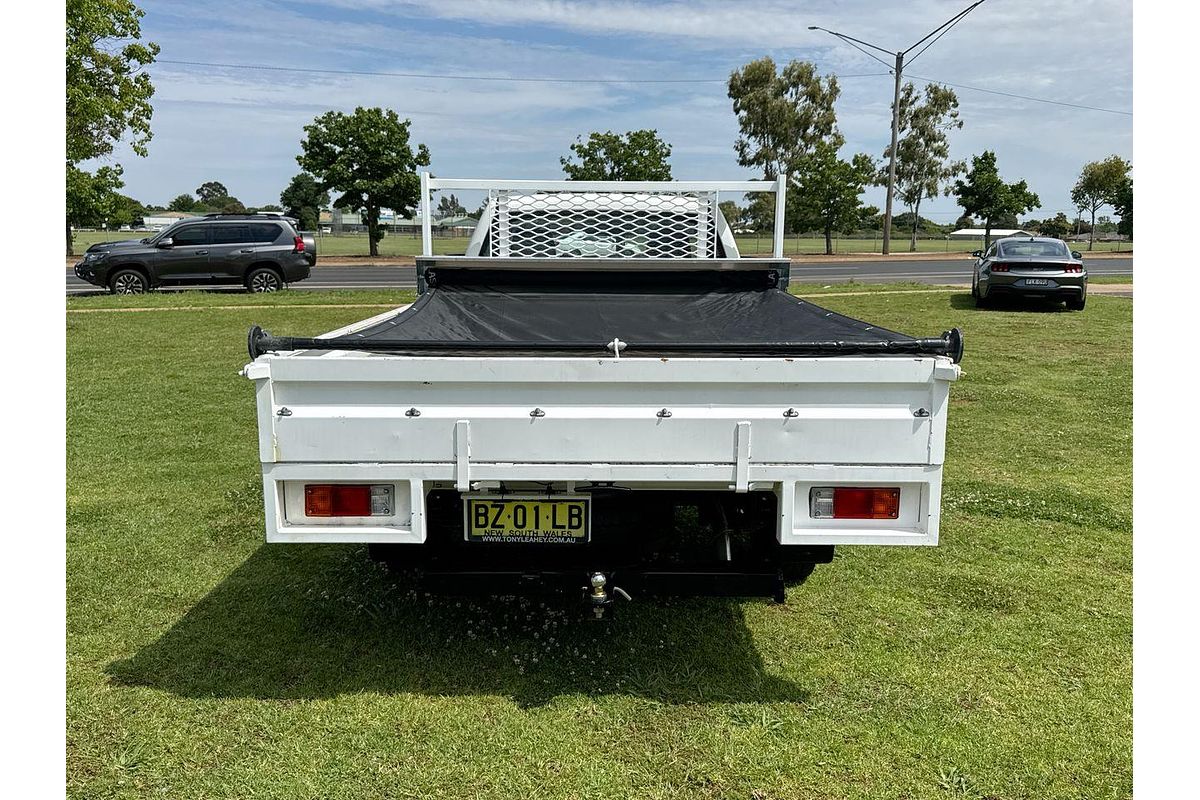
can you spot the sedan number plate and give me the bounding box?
[465,496,590,544]
[1024,278,1050,286]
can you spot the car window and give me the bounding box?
[212,225,250,244]
[170,225,209,246]
[1000,240,1068,257]
[249,223,282,243]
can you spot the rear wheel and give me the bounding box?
[974,285,990,308]
[1066,294,1086,311]
[246,267,283,293]
[109,269,148,295]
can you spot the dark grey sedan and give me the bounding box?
[971,237,1087,310]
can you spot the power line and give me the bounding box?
[155,58,888,84]
[905,73,1132,116]
[153,58,1132,116]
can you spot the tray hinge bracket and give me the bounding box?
[734,421,752,493]
[455,419,471,492]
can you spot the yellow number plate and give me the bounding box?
[464,496,590,544]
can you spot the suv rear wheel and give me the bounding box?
[109,269,148,295]
[246,267,283,293]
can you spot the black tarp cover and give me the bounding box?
[331,270,916,356]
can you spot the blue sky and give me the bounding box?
[93,0,1132,221]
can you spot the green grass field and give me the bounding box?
[69,229,1134,258]
[66,286,1131,799]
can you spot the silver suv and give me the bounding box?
[74,213,317,294]
[971,237,1087,310]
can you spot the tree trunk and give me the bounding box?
[66,219,74,257]
[367,205,379,257]
[983,219,992,249]
[1088,206,1096,251]
[909,199,920,252]
[824,225,833,256]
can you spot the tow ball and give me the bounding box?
[586,572,631,620]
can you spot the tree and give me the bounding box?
[195,181,230,204]
[66,0,159,253]
[1071,155,1131,250]
[728,57,841,179]
[67,164,126,231]
[560,130,672,180]
[280,172,330,230]
[105,193,145,229]
[297,106,430,257]
[718,200,748,231]
[952,151,1040,248]
[167,193,197,212]
[1112,176,1133,238]
[790,142,876,255]
[1040,212,1072,239]
[953,212,976,230]
[879,83,965,251]
[256,204,283,212]
[436,193,467,218]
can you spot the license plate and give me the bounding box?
[1024,278,1050,286]
[464,496,590,544]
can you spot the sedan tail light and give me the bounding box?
[1063,264,1083,273]
[991,262,1010,272]
[810,487,901,519]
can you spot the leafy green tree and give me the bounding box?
[953,212,976,230]
[280,173,330,230]
[66,164,125,230]
[728,57,841,179]
[561,130,672,180]
[1071,155,1131,250]
[167,193,196,212]
[952,151,1040,248]
[436,193,467,218]
[880,83,965,251]
[718,200,748,230]
[104,193,145,229]
[1112,176,1133,238]
[195,181,229,204]
[790,142,875,255]
[255,204,283,212]
[1039,212,1072,239]
[66,0,158,253]
[297,107,430,256]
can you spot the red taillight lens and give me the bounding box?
[1063,264,1082,273]
[293,235,305,253]
[992,262,1010,272]
[810,487,901,519]
[305,484,372,516]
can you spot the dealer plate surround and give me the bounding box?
[464,495,591,544]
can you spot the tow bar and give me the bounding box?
[587,572,631,620]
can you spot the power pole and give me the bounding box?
[809,1,987,256]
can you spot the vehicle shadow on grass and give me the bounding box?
[106,544,809,708]
[948,292,1073,312]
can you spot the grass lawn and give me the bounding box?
[66,286,1131,799]
[69,229,1134,258]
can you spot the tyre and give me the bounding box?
[246,267,283,293]
[781,562,817,585]
[1066,294,1086,311]
[109,268,149,295]
[974,286,990,308]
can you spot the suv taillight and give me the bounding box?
[293,235,305,253]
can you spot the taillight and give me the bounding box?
[991,262,1010,272]
[293,235,305,253]
[304,484,393,516]
[810,487,901,519]
[1063,264,1083,273]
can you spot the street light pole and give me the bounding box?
[883,50,903,255]
[808,1,987,257]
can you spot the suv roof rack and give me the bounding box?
[202,212,292,220]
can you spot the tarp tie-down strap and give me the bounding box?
[248,325,963,362]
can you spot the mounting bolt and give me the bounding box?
[530,407,546,418]
[914,408,930,417]
[783,407,799,418]
[656,408,672,418]
[405,407,421,417]
[276,406,292,417]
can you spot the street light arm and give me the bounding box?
[808,26,895,57]
[903,0,987,55]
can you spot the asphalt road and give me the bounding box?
[65,257,1133,295]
